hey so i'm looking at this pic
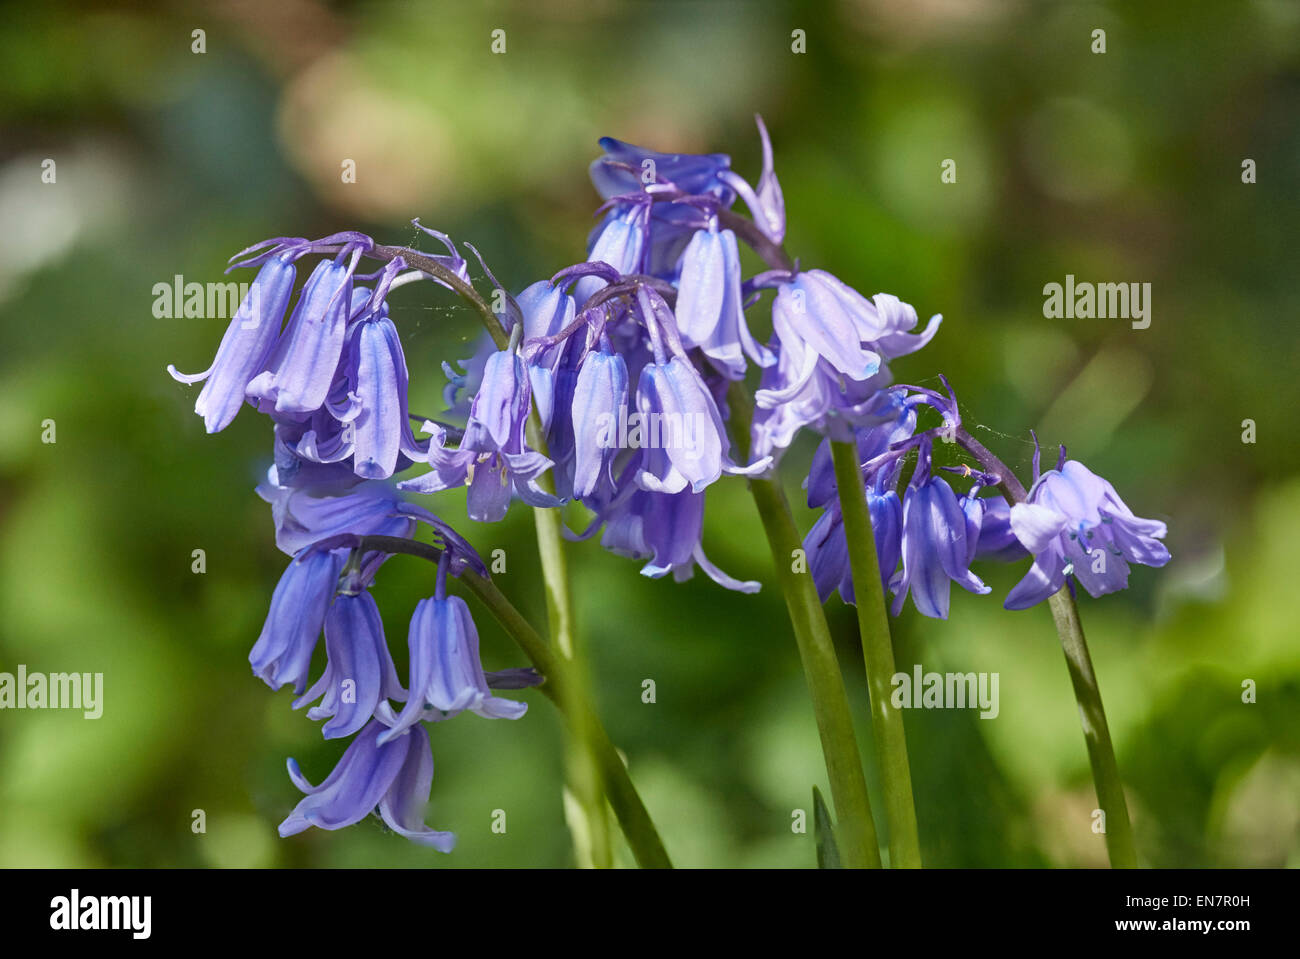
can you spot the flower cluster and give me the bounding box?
[170,117,1169,849]
[801,380,1170,618]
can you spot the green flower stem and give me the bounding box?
[343,535,671,868]
[1047,586,1138,868]
[525,414,612,868]
[728,383,881,868]
[955,427,1137,868]
[829,439,922,868]
[530,505,612,868]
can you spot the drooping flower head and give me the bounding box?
[167,248,299,433]
[1006,457,1170,610]
[279,719,456,852]
[380,553,528,743]
[246,234,373,416]
[293,586,405,740]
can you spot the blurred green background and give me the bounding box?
[2,0,1298,868]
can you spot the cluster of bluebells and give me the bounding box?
[170,117,1168,850]
[799,383,1170,618]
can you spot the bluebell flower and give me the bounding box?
[634,355,729,493]
[674,224,772,379]
[167,251,298,432]
[770,269,884,385]
[971,494,1028,563]
[1005,460,1170,610]
[517,280,578,373]
[574,203,651,306]
[717,115,786,244]
[293,589,404,739]
[256,479,487,579]
[598,485,760,592]
[751,289,939,462]
[381,558,527,743]
[333,282,428,480]
[583,136,740,293]
[250,547,346,694]
[247,239,369,415]
[890,439,990,619]
[589,137,733,202]
[251,482,490,708]
[399,347,561,522]
[540,336,588,502]
[515,279,577,426]
[279,719,456,851]
[571,338,630,498]
[803,491,903,605]
[630,288,769,493]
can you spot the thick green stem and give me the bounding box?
[1047,586,1138,868]
[829,440,922,868]
[728,383,881,868]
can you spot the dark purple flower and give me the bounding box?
[598,485,759,592]
[890,439,990,619]
[589,137,733,202]
[279,719,455,851]
[803,490,903,605]
[1005,460,1170,610]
